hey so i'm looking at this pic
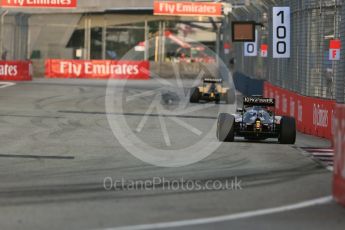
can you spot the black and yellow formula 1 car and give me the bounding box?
[190,78,234,104]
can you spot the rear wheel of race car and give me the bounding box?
[217,113,235,142]
[190,87,200,103]
[279,116,296,144]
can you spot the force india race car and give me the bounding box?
[217,96,296,144]
[190,78,234,104]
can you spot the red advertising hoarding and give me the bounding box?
[333,104,345,206]
[264,82,335,140]
[0,61,32,81]
[154,1,222,17]
[0,0,77,8]
[264,82,345,206]
[45,59,150,80]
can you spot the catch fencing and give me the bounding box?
[233,0,344,102]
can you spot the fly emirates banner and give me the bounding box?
[0,61,32,81]
[45,60,150,80]
[0,0,77,8]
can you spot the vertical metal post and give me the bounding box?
[0,10,9,59]
[17,14,22,60]
[84,16,88,60]
[223,15,231,68]
[216,25,220,66]
[88,17,91,60]
[102,16,107,60]
[158,21,162,63]
[155,21,161,63]
[306,10,311,96]
[84,15,91,60]
[155,35,159,63]
[27,15,31,60]
[144,20,149,61]
[331,2,339,99]
[161,21,166,62]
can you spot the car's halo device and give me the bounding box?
[217,96,296,144]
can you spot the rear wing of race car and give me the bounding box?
[243,97,275,107]
[203,78,223,84]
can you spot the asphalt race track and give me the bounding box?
[0,79,344,230]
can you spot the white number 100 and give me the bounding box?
[276,11,286,54]
[273,7,290,58]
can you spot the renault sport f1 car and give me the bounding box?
[190,78,234,104]
[217,96,296,144]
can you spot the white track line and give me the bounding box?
[0,82,16,89]
[312,152,334,156]
[100,196,333,230]
[306,149,334,153]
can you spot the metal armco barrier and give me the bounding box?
[45,60,150,80]
[333,104,345,206]
[264,82,335,140]
[0,61,32,81]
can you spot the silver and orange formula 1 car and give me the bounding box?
[217,96,296,144]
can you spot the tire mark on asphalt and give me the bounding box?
[0,154,74,160]
[59,110,218,120]
[0,114,62,119]
[48,119,83,138]
[0,162,326,205]
[34,95,63,110]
